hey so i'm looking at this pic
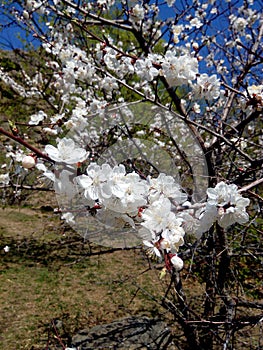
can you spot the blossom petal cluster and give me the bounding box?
[191,74,221,101]
[161,51,198,87]
[40,135,251,273]
[43,142,190,271]
[198,182,250,232]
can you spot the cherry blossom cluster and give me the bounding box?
[35,137,250,273]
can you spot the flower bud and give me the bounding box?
[171,255,184,271]
[22,155,36,169]
[23,10,30,19]
[192,42,199,51]
[3,245,10,253]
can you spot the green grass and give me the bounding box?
[0,205,166,349]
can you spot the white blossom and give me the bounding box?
[161,214,185,253]
[147,173,187,204]
[76,163,112,201]
[143,239,162,259]
[230,15,248,32]
[192,74,221,100]
[190,18,203,29]
[161,51,198,87]
[36,162,55,182]
[45,138,88,164]
[103,172,148,214]
[0,173,10,185]
[0,0,256,278]
[171,24,184,44]
[29,110,47,125]
[247,84,263,99]
[141,195,172,235]
[97,0,115,8]
[200,182,250,230]
[135,58,159,82]
[166,0,175,7]
[196,203,218,236]
[131,4,145,21]
[61,212,75,225]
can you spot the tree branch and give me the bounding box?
[0,127,53,163]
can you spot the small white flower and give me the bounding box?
[36,163,55,182]
[104,172,148,214]
[196,203,218,236]
[43,127,58,135]
[23,10,30,19]
[135,58,159,82]
[190,18,202,29]
[76,163,112,201]
[0,173,10,185]
[207,182,236,207]
[61,212,75,225]
[171,24,183,44]
[29,110,47,125]
[193,102,201,113]
[161,214,185,253]
[232,17,248,32]
[247,84,263,100]
[45,138,88,164]
[141,195,171,234]
[148,173,187,204]
[192,42,199,50]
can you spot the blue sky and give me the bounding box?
[0,16,40,50]
[0,0,262,50]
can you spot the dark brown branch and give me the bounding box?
[0,127,53,163]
